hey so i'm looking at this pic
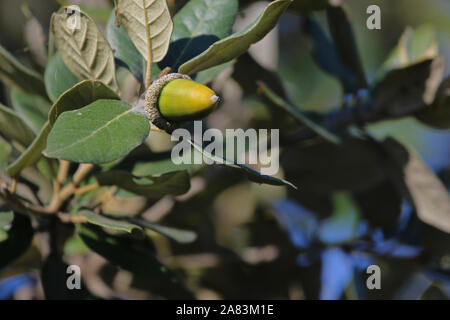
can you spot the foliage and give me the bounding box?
[0,0,449,300]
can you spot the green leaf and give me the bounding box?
[179,0,292,75]
[44,52,79,103]
[195,61,235,84]
[0,138,12,172]
[0,44,46,97]
[187,139,296,189]
[160,0,238,71]
[0,212,34,269]
[415,77,450,129]
[0,103,35,147]
[48,80,120,125]
[355,180,402,229]
[51,6,118,91]
[372,57,444,117]
[44,100,150,164]
[116,0,173,63]
[257,81,341,144]
[7,81,119,177]
[106,10,144,82]
[10,88,51,134]
[6,122,51,178]
[76,210,143,233]
[0,210,14,231]
[325,4,367,91]
[132,157,199,176]
[77,224,190,297]
[95,170,190,198]
[129,218,197,243]
[382,138,450,233]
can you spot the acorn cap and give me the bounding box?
[145,73,191,132]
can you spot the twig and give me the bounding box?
[47,163,95,213]
[57,160,70,185]
[10,179,17,194]
[57,212,88,223]
[75,183,100,195]
[158,67,171,79]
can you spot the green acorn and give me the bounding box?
[144,73,219,132]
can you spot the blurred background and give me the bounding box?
[0,0,449,300]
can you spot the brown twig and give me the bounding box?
[47,163,95,213]
[75,183,100,195]
[57,160,70,185]
[158,67,172,79]
[10,179,17,194]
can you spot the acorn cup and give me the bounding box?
[144,73,220,132]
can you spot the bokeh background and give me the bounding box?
[0,0,449,299]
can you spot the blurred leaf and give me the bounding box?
[382,138,450,233]
[302,17,355,92]
[291,0,328,14]
[41,253,91,299]
[354,180,402,230]
[195,61,234,84]
[10,88,51,134]
[188,139,296,189]
[0,211,14,241]
[372,57,444,117]
[106,10,143,83]
[326,4,367,91]
[160,0,238,72]
[95,170,190,198]
[376,25,438,80]
[44,53,79,103]
[0,212,34,269]
[51,6,118,91]
[23,4,48,67]
[281,138,386,194]
[116,0,173,63]
[320,248,353,300]
[258,81,341,144]
[78,225,189,293]
[44,100,150,164]
[0,44,46,97]
[132,157,200,176]
[179,0,292,75]
[48,80,120,125]
[76,210,142,233]
[129,218,197,243]
[273,200,318,249]
[0,138,12,172]
[415,77,450,129]
[0,103,35,147]
[318,192,361,245]
[233,53,287,97]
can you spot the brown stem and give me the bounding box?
[57,160,70,185]
[10,179,17,194]
[47,163,95,213]
[75,183,100,195]
[158,67,172,79]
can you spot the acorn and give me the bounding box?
[144,73,219,132]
